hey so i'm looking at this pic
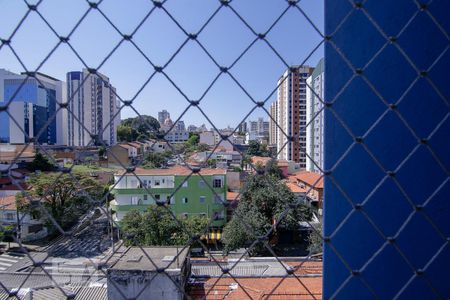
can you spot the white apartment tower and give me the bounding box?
[306,59,325,172]
[66,70,120,146]
[271,65,314,168]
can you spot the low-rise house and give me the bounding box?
[145,139,170,153]
[0,144,35,165]
[0,182,28,197]
[107,143,139,167]
[199,131,244,151]
[287,171,324,210]
[248,156,290,177]
[0,195,47,241]
[107,247,190,300]
[190,150,242,169]
[110,166,227,229]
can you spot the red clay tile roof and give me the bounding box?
[0,195,16,210]
[290,171,324,189]
[285,261,323,275]
[251,156,289,168]
[117,165,226,176]
[286,182,307,193]
[251,156,272,167]
[188,276,322,300]
[226,191,240,201]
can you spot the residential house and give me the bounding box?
[287,171,324,210]
[145,139,170,153]
[0,195,47,241]
[107,143,139,168]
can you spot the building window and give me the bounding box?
[182,197,188,204]
[143,195,148,201]
[169,197,175,205]
[5,213,14,221]
[154,180,160,186]
[199,196,206,204]
[198,180,206,188]
[155,195,160,200]
[213,179,223,188]
[182,181,188,188]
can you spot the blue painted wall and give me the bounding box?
[324,1,449,299]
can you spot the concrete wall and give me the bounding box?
[107,270,183,300]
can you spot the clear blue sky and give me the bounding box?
[0,0,324,129]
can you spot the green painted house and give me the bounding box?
[109,166,227,228]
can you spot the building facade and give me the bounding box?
[110,166,227,228]
[306,58,325,172]
[0,69,66,145]
[66,70,120,147]
[158,109,170,125]
[269,101,278,145]
[271,66,314,168]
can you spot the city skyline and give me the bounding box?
[0,0,324,128]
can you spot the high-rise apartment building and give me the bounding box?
[0,69,66,145]
[269,101,278,145]
[66,70,120,146]
[247,118,269,136]
[158,109,170,125]
[270,65,314,168]
[306,59,325,172]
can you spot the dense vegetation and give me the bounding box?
[121,206,209,246]
[117,115,160,142]
[222,174,312,254]
[16,172,106,231]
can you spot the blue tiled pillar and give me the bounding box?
[323,1,449,299]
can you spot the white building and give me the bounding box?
[306,59,325,172]
[246,118,269,144]
[0,195,48,241]
[270,65,314,169]
[66,70,120,147]
[0,69,66,145]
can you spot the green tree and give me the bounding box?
[307,223,323,254]
[265,159,284,179]
[222,174,312,254]
[16,172,104,231]
[117,115,160,142]
[98,146,107,158]
[121,206,209,246]
[186,133,200,146]
[117,125,135,142]
[142,151,172,169]
[197,143,210,152]
[27,152,55,172]
[0,225,16,249]
[246,140,270,157]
